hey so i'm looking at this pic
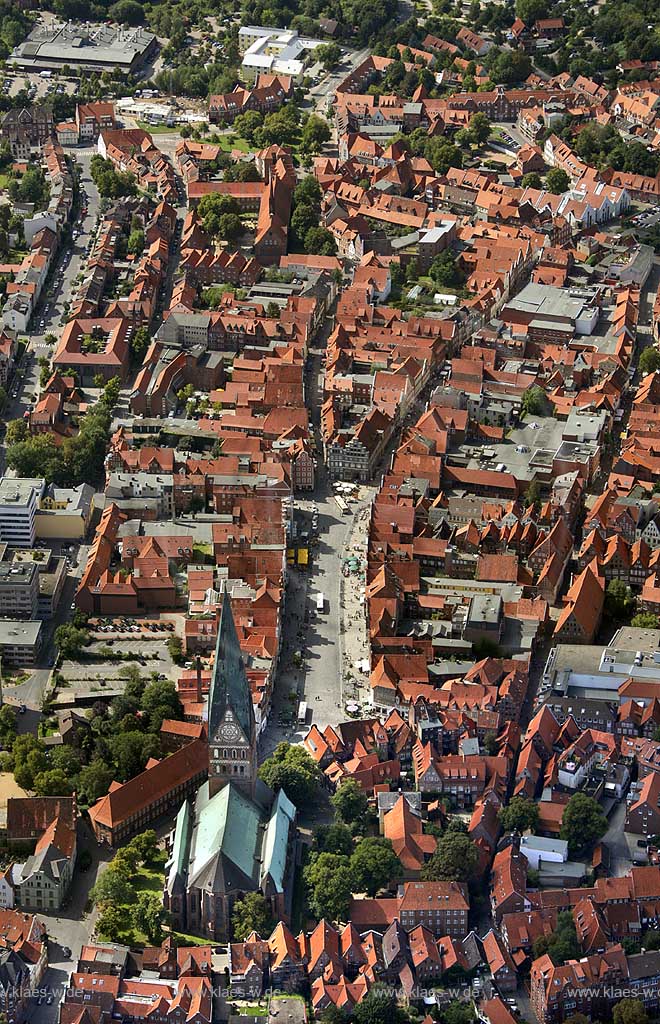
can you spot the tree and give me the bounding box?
[522,384,546,416]
[316,42,341,70]
[499,796,539,834]
[77,759,114,805]
[468,111,491,146]
[489,49,532,84]
[127,229,144,255]
[516,0,548,23]
[560,792,608,856]
[167,635,183,664]
[314,823,354,856]
[353,986,408,1024]
[639,347,660,375]
[96,905,125,941]
[216,213,243,242]
[91,869,135,907]
[12,734,47,791]
[425,138,463,175]
[605,579,636,622]
[350,837,402,896]
[533,910,581,964]
[112,845,141,880]
[546,167,571,194]
[101,377,121,409]
[632,612,659,628]
[108,0,144,24]
[128,326,150,365]
[258,742,322,807]
[294,176,322,208]
[5,419,27,445]
[319,1009,347,1024]
[197,192,240,236]
[33,768,73,797]
[129,829,159,864]
[291,203,318,242]
[332,780,369,829]
[525,479,542,510]
[301,114,331,155]
[232,891,275,940]
[422,831,479,883]
[441,1003,476,1024]
[54,624,89,660]
[141,679,183,731]
[304,852,353,921]
[521,172,543,188]
[7,435,59,481]
[613,1000,648,1024]
[133,893,168,943]
[304,227,337,256]
[233,110,263,143]
[429,249,464,288]
[110,731,160,782]
[0,705,16,746]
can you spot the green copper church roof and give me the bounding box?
[166,798,192,895]
[261,788,296,894]
[188,782,262,890]
[208,591,254,741]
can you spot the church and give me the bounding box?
[163,593,297,941]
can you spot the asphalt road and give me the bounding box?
[2,147,101,460]
[603,797,634,877]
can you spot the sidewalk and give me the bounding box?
[338,488,373,711]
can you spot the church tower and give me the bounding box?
[206,592,257,799]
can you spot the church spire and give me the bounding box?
[207,591,256,798]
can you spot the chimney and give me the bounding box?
[195,655,203,704]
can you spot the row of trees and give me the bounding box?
[500,792,608,857]
[1,665,185,803]
[7,398,113,488]
[290,175,336,256]
[91,830,169,943]
[90,155,137,201]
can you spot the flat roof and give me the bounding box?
[0,620,41,645]
[0,478,44,505]
[11,20,155,69]
[505,282,598,322]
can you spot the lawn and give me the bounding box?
[96,851,167,947]
[169,928,213,946]
[0,174,11,190]
[137,120,181,135]
[217,135,252,154]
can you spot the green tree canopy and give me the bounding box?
[421,830,479,882]
[605,578,636,622]
[532,910,581,964]
[258,741,322,807]
[613,999,648,1024]
[546,167,571,194]
[353,986,409,1024]
[77,760,114,805]
[232,891,275,940]
[350,837,402,897]
[632,612,659,629]
[304,226,337,256]
[499,796,539,833]
[313,822,354,857]
[522,384,546,416]
[560,792,608,856]
[639,347,660,375]
[331,780,369,830]
[304,852,353,922]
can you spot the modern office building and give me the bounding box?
[0,479,44,549]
